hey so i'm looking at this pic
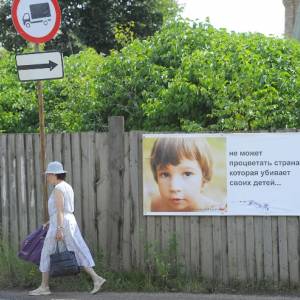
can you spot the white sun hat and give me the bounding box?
[45,161,67,174]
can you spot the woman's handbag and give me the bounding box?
[18,225,48,265]
[49,241,80,277]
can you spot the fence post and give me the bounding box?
[107,116,125,270]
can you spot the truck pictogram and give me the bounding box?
[22,2,51,28]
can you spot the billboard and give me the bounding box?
[143,132,300,216]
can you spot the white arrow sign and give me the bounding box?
[16,51,64,81]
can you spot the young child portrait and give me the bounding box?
[143,135,227,214]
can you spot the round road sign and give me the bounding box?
[11,0,61,43]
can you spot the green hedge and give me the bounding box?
[1,20,300,133]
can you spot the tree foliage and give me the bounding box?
[0,49,37,133]
[1,20,300,133]
[0,0,179,55]
[92,21,300,132]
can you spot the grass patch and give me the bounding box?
[0,237,208,292]
[1,238,300,295]
[0,241,41,288]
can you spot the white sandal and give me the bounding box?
[90,277,106,294]
[29,286,51,296]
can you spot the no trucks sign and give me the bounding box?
[11,0,61,43]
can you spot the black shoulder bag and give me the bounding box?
[49,241,80,277]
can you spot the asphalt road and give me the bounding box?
[1,291,300,300]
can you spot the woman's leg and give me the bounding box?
[83,266,103,281]
[41,272,50,288]
[83,267,106,294]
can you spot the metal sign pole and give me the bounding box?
[34,43,48,222]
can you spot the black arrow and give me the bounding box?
[17,60,58,71]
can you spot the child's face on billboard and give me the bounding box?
[156,159,204,211]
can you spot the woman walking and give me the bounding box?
[29,161,106,296]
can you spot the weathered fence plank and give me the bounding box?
[53,133,62,162]
[155,212,162,258]
[190,217,200,273]
[8,134,18,248]
[245,216,255,282]
[175,217,185,269]
[200,217,213,279]
[95,133,109,258]
[0,135,9,242]
[122,133,131,270]
[254,217,264,282]
[184,217,191,274]
[62,133,73,187]
[236,217,247,281]
[71,133,83,230]
[287,217,299,284]
[46,134,53,198]
[108,118,125,270]
[272,217,279,284]
[16,134,28,241]
[278,216,289,282]
[33,134,43,226]
[227,217,237,281]
[25,134,37,232]
[161,216,170,252]
[81,132,97,251]
[137,133,146,270]
[263,216,273,281]
[130,131,140,268]
[146,215,156,270]
[212,216,222,282]
[220,216,228,283]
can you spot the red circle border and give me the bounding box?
[11,0,61,43]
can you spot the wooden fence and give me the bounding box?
[0,116,300,285]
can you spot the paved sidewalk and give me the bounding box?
[1,291,300,300]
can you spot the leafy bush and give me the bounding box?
[0,48,102,133]
[43,48,103,132]
[0,50,37,133]
[1,20,300,133]
[94,20,300,131]
[145,234,183,289]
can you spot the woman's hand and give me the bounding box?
[56,228,64,240]
[42,221,49,229]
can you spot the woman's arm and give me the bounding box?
[54,189,64,240]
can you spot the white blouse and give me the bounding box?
[48,181,74,217]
